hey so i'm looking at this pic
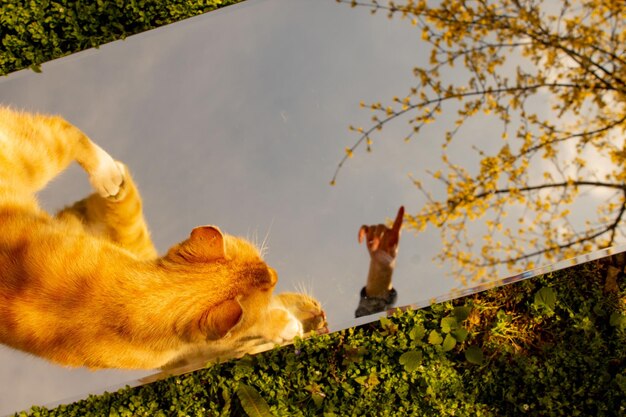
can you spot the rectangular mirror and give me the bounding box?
[1,0,623,414]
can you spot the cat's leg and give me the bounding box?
[56,163,158,260]
[0,108,122,198]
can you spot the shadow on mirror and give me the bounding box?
[1,0,624,414]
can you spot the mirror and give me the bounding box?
[1,0,622,414]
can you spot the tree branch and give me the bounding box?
[332,81,596,183]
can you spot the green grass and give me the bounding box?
[0,0,246,75]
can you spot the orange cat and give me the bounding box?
[0,107,325,369]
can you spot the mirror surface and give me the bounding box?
[0,0,619,414]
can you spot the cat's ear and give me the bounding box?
[185,225,226,261]
[201,299,243,340]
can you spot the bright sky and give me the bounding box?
[0,0,615,414]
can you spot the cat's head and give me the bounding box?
[160,225,278,342]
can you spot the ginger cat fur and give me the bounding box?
[0,107,325,370]
[161,291,327,371]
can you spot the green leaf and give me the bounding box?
[442,334,456,351]
[465,346,484,365]
[236,384,274,417]
[441,316,458,333]
[610,312,626,329]
[428,330,443,345]
[311,393,324,408]
[616,374,626,394]
[453,306,471,322]
[399,350,423,372]
[29,63,42,73]
[534,287,557,309]
[367,372,380,388]
[222,388,232,415]
[409,324,426,341]
[452,328,469,342]
[379,317,392,328]
[354,376,367,385]
[340,382,355,395]
[379,316,398,334]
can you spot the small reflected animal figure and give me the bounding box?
[0,107,326,369]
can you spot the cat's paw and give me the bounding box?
[279,314,304,342]
[268,309,303,343]
[88,146,125,198]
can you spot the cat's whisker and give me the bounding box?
[259,241,269,259]
[246,228,259,251]
[260,220,273,259]
[294,280,314,298]
[246,229,270,259]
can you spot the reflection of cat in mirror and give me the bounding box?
[0,107,326,369]
[162,291,327,370]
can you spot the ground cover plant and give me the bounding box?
[0,0,245,75]
[14,254,626,416]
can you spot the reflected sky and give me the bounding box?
[0,0,605,414]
